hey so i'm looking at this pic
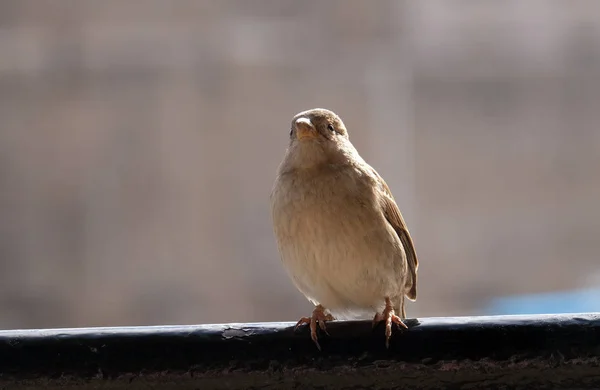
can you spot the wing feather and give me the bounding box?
[373,170,419,301]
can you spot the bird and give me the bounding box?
[270,108,419,350]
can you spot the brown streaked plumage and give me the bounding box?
[270,108,419,349]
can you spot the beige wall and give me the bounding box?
[1,0,599,329]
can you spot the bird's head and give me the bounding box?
[283,108,356,169]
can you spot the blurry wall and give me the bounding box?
[1,0,599,329]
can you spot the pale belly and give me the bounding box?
[271,174,407,316]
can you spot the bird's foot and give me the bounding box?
[372,297,408,348]
[294,304,334,351]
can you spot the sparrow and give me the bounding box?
[270,108,419,349]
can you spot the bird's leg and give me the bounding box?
[372,297,408,348]
[294,304,334,351]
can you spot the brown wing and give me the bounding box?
[374,172,419,301]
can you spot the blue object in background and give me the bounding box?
[484,287,600,315]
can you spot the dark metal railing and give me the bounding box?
[1,313,599,389]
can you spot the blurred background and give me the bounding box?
[1,0,599,330]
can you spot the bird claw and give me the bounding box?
[294,317,312,331]
[294,305,334,351]
[373,298,408,348]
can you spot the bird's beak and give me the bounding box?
[294,117,318,140]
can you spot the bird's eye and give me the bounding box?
[327,124,335,132]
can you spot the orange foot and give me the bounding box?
[294,304,334,351]
[372,297,408,348]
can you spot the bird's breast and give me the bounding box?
[271,168,404,311]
